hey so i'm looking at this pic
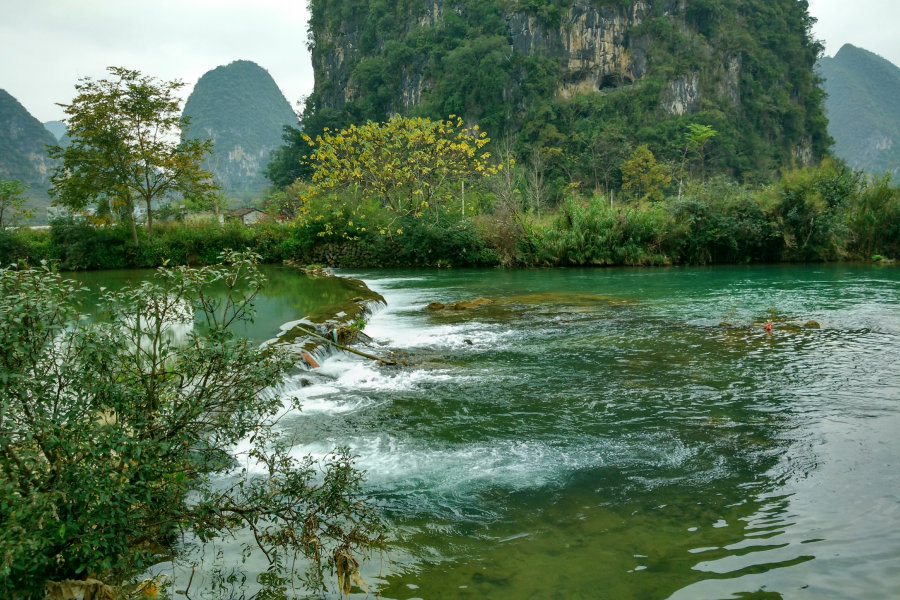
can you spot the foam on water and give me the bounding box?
[285,432,698,513]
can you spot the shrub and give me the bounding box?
[0,253,384,596]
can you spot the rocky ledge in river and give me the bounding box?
[425,298,493,311]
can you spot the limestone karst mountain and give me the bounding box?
[818,44,900,175]
[43,120,67,141]
[182,60,299,199]
[297,0,830,181]
[0,89,59,217]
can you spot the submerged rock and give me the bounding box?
[805,320,821,329]
[448,298,492,310]
[426,298,493,311]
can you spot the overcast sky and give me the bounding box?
[1,0,899,124]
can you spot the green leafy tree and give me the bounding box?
[48,67,218,245]
[622,145,671,202]
[0,178,34,228]
[678,124,717,198]
[0,252,385,597]
[183,190,230,224]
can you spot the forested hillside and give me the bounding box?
[182,60,299,199]
[818,44,900,176]
[0,89,59,217]
[274,0,830,187]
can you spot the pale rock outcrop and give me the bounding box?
[661,71,701,116]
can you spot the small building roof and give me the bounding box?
[231,208,265,217]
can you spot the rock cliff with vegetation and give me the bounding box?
[182,60,298,199]
[0,89,58,214]
[818,44,900,176]
[297,0,829,183]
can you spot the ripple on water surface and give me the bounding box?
[186,265,900,599]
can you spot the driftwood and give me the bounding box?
[298,326,396,365]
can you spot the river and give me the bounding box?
[84,263,900,599]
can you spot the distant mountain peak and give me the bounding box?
[819,45,900,175]
[182,60,298,199]
[0,89,58,185]
[43,120,67,141]
[0,89,60,220]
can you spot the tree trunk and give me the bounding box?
[128,201,139,246]
[146,199,153,242]
[462,180,465,217]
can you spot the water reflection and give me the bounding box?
[70,265,364,343]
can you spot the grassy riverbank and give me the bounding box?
[3,162,899,270]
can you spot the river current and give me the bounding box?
[83,264,900,599]
[294,265,900,600]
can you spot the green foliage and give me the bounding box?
[765,159,855,261]
[0,220,292,271]
[668,177,778,263]
[6,161,900,271]
[818,44,900,176]
[522,160,897,266]
[0,253,384,596]
[48,67,219,244]
[265,125,312,187]
[621,145,671,202]
[530,196,677,265]
[846,174,900,258]
[0,178,34,228]
[296,0,830,188]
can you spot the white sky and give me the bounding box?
[1,0,899,124]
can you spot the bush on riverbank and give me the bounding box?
[0,215,496,270]
[0,254,384,595]
[1,219,291,270]
[520,161,900,266]
[4,161,900,270]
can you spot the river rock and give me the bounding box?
[447,298,493,310]
[805,320,821,329]
[426,298,493,311]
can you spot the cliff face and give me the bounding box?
[507,3,649,98]
[182,60,299,198]
[315,1,667,111]
[305,0,829,179]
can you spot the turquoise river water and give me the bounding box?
[80,264,900,599]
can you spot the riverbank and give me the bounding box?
[3,163,900,270]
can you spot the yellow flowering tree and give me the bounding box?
[621,145,672,202]
[298,115,495,235]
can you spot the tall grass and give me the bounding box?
[3,161,899,271]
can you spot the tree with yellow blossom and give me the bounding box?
[297,115,495,235]
[621,145,672,202]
